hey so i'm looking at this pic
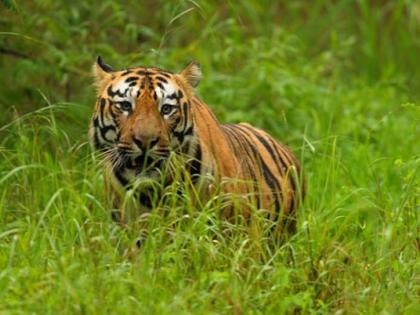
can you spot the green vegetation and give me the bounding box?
[0,1,419,313]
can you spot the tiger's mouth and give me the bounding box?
[115,148,168,177]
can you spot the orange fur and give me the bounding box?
[89,59,305,232]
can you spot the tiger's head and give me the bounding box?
[89,57,201,185]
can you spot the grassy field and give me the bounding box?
[0,1,419,314]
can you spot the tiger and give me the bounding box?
[89,56,305,234]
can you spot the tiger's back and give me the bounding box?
[186,96,303,227]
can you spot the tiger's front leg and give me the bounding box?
[106,181,151,255]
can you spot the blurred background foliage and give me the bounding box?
[1,1,419,129]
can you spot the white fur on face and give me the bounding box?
[154,81,178,109]
[110,78,140,115]
[110,77,179,113]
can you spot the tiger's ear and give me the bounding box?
[180,61,201,88]
[93,56,113,84]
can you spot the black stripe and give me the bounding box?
[223,125,260,208]
[93,117,100,127]
[268,138,288,173]
[125,76,139,83]
[155,76,168,84]
[268,138,297,195]
[107,85,125,98]
[172,116,181,130]
[109,106,118,120]
[159,72,171,78]
[98,99,106,127]
[224,125,257,181]
[156,82,164,90]
[259,134,297,213]
[138,190,153,208]
[248,144,281,212]
[183,125,194,136]
[173,130,184,143]
[92,116,107,150]
[240,125,285,177]
[99,125,117,142]
[182,102,189,132]
[122,70,133,75]
[93,131,104,151]
[233,126,281,212]
[182,139,191,154]
[167,92,178,100]
[97,99,117,143]
[113,169,129,186]
[221,126,241,159]
[189,143,202,183]
[273,143,299,212]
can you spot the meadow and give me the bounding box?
[0,1,419,314]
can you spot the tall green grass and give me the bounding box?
[1,1,419,313]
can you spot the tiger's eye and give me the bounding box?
[161,104,173,115]
[118,101,132,111]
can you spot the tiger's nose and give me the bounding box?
[132,135,159,151]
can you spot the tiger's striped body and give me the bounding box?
[90,57,304,230]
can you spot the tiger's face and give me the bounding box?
[89,57,201,185]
